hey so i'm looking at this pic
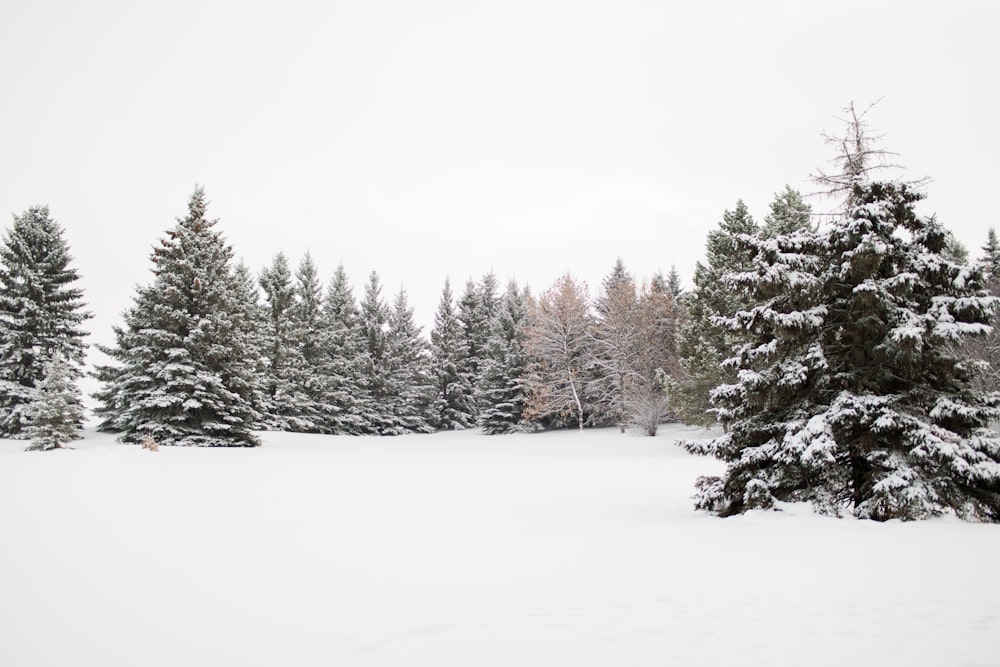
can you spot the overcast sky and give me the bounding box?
[2,0,999,364]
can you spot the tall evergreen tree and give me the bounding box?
[669,200,759,427]
[689,181,1000,521]
[289,252,326,431]
[259,253,311,431]
[477,280,531,434]
[384,288,435,434]
[430,279,476,429]
[358,271,393,434]
[93,188,260,446]
[0,206,90,437]
[230,261,269,425]
[318,264,366,433]
[458,275,498,401]
[978,228,1000,282]
[24,354,85,451]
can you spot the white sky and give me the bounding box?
[2,0,999,359]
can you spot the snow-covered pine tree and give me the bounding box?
[383,288,435,434]
[669,200,759,427]
[318,264,367,434]
[288,253,327,431]
[230,261,269,426]
[691,181,1000,521]
[457,275,499,407]
[357,271,393,434]
[0,206,90,437]
[978,228,1000,283]
[523,274,594,431]
[92,187,260,446]
[24,354,85,451]
[477,280,531,434]
[429,278,476,430]
[258,253,312,431]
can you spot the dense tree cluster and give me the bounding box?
[0,206,90,449]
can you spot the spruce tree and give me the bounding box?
[259,253,312,431]
[230,261,269,424]
[978,228,1000,282]
[357,271,393,434]
[429,279,476,429]
[318,264,366,434]
[24,354,85,451]
[477,281,531,434]
[288,253,326,431]
[670,200,759,427]
[690,182,1000,521]
[0,206,90,437]
[384,288,435,434]
[92,188,260,447]
[458,275,498,401]
[762,186,813,238]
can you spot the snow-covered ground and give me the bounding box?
[2,425,998,666]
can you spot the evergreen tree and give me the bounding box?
[259,253,311,431]
[762,186,813,238]
[93,187,260,446]
[318,264,366,433]
[429,279,476,429]
[477,280,531,434]
[458,275,498,400]
[230,261,269,425]
[357,271,393,434]
[0,206,90,437]
[669,200,759,427]
[24,354,84,451]
[289,253,326,431]
[689,182,1000,521]
[978,228,1000,282]
[384,288,435,434]
[590,259,641,431]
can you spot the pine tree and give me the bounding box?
[384,288,435,434]
[762,186,813,238]
[590,259,642,431]
[477,280,531,434]
[318,264,366,434]
[669,200,759,427]
[0,206,90,437]
[978,228,1000,282]
[458,275,498,400]
[24,354,85,451]
[429,279,476,429]
[259,253,312,431]
[230,261,269,425]
[92,188,260,447]
[288,253,326,431]
[689,181,1000,521]
[357,271,393,434]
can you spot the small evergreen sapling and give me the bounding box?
[24,355,84,451]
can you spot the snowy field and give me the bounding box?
[2,425,998,667]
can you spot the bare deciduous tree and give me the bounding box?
[523,275,593,431]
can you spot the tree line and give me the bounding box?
[3,103,1000,521]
